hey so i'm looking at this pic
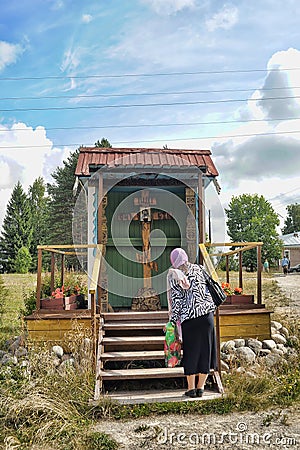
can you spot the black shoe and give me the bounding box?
[196,388,204,397]
[184,389,197,398]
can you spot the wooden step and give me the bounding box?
[102,311,168,321]
[103,336,164,346]
[103,322,166,331]
[105,389,224,404]
[99,366,184,380]
[101,350,165,361]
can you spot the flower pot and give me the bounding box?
[224,294,254,305]
[41,296,64,310]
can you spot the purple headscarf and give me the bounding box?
[170,248,188,269]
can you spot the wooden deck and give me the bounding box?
[24,306,272,348]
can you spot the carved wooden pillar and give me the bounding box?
[100,194,109,312]
[185,187,197,264]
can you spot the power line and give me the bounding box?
[1,67,300,81]
[2,129,300,149]
[1,94,300,112]
[0,85,299,102]
[1,116,300,133]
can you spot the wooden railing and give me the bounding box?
[88,244,103,368]
[36,243,103,369]
[204,242,263,304]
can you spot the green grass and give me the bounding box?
[0,271,299,449]
[0,273,36,344]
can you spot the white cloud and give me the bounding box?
[142,0,196,15]
[82,14,93,24]
[60,48,80,72]
[0,41,23,72]
[206,5,238,32]
[0,122,71,227]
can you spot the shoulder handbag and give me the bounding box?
[202,269,227,307]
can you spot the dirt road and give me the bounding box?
[272,272,300,319]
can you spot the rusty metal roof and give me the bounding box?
[75,147,219,177]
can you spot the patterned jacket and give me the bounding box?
[169,263,216,324]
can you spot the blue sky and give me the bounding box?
[1,0,300,239]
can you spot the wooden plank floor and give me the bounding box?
[101,389,224,405]
[100,367,184,380]
[101,350,165,361]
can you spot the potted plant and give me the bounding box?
[221,283,254,305]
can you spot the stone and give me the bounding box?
[262,339,277,350]
[235,347,256,365]
[60,358,75,368]
[272,334,287,345]
[52,356,61,367]
[1,354,18,365]
[52,345,64,358]
[15,347,27,359]
[264,353,283,368]
[271,320,282,331]
[280,327,289,338]
[259,349,271,357]
[9,336,24,353]
[234,339,245,348]
[246,338,263,355]
[272,348,284,356]
[277,344,288,354]
[222,340,236,354]
[271,327,277,336]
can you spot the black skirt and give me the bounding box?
[181,312,217,376]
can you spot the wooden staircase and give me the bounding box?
[94,311,224,404]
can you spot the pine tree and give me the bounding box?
[28,177,50,268]
[0,181,33,272]
[47,149,80,267]
[95,138,112,148]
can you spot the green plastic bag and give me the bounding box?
[164,321,182,368]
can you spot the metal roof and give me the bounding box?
[75,147,219,177]
[280,232,300,247]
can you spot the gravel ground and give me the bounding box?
[95,273,300,450]
[272,272,300,319]
[94,406,300,449]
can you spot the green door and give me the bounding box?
[105,187,185,309]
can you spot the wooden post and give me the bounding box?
[60,253,65,287]
[226,256,229,283]
[97,174,103,311]
[257,245,262,304]
[239,251,243,289]
[36,248,42,310]
[50,252,55,294]
[198,172,204,264]
[91,291,97,370]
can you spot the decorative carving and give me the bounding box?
[186,188,197,263]
[132,287,161,311]
[100,194,109,312]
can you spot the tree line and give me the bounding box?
[0,139,299,273]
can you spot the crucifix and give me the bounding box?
[135,202,158,288]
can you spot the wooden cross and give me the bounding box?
[136,209,158,288]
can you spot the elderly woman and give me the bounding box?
[168,248,217,398]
